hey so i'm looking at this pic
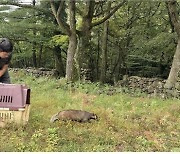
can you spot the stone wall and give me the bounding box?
[116,75,180,98]
[9,67,56,78]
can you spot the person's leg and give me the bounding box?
[0,70,11,83]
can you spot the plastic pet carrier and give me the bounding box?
[0,83,31,127]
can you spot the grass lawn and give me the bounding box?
[0,70,179,152]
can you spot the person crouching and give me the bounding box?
[0,38,13,84]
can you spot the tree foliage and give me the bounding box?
[0,0,179,84]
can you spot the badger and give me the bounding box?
[50,109,98,123]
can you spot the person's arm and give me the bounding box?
[0,64,8,77]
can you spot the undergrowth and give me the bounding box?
[0,70,179,152]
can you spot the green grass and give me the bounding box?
[0,70,179,152]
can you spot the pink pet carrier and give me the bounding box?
[0,83,31,127]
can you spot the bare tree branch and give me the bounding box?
[91,0,126,28]
[50,0,71,36]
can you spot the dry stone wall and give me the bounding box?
[9,67,56,78]
[116,75,180,98]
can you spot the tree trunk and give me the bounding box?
[32,0,37,68]
[50,0,76,81]
[165,0,180,89]
[78,18,93,81]
[100,2,111,83]
[38,43,43,67]
[78,34,93,81]
[96,29,100,80]
[113,44,124,82]
[100,19,109,83]
[165,40,180,88]
[65,0,77,81]
[32,42,37,68]
[53,46,65,77]
[66,34,77,81]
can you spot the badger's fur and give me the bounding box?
[50,109,98,123]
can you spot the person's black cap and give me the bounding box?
[0,38,13,53]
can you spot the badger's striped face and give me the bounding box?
[91,114,98,120]
[50,113,59,123]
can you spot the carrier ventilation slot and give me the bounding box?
[0,95,13,103]
[0,112,13,120]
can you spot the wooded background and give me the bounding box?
[0,0,180,89]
